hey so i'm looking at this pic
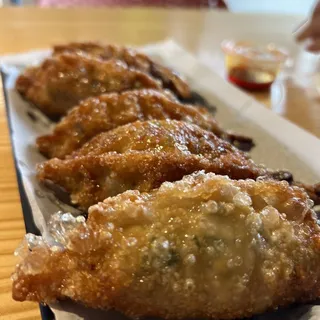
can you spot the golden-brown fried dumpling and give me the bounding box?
[12,172,320,319]
[36,89,253,159]
[37,120,265,210]
[16,54,161,119]
[53,42,191,100]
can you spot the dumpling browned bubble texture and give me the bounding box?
[37,120,266,210]
[36,89,254,159]
[12,172,320,319]
[53,41,192,100]
[16,54,161,119]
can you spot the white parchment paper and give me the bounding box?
[1,40,320,320]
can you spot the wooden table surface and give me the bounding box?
[0,7,319,320]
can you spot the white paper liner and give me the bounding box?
[1,40,320,320]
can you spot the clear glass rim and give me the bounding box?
[221,39,288,63]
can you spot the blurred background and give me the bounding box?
[0,0,319,137]
[0,0,318,14]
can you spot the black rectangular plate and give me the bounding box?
[1,69,55,320]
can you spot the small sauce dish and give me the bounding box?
[221,40,288,90]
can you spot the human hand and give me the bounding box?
[296,1,320,52]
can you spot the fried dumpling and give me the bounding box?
[16,54,161,119]
[53,41,191,100]
[36,89,253,159]
[37,120,265,210]
[12,172,320,319]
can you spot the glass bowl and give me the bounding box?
[221,40,288,90]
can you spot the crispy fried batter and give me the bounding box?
[53,42,191,99]
[36,89,253,159]
[16,54,161,119]
[293,182,320,205]
[12,172,320,319]
[37,120,265,210]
